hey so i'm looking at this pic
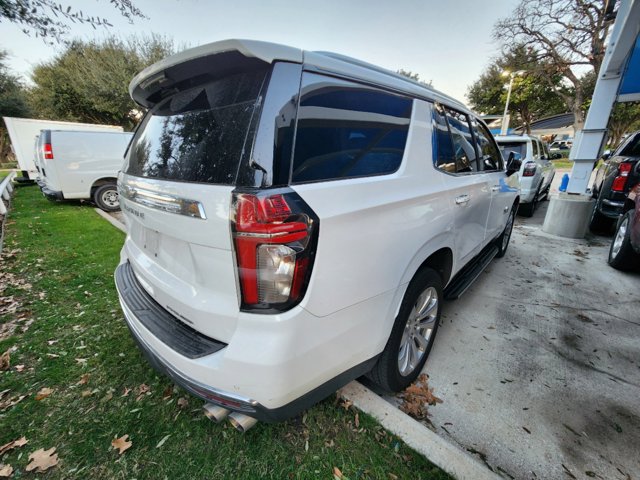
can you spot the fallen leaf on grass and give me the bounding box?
[111,435,132,454]
[47,340,58,346]
[35,387,53,401]
[0,437,28,455]
[155,434,171,449]
[162,385,173,400]
[135,384,150,401]
[0,395,26,412]
[0,464,13,477]
[26,447,58,473]
[121,387,131,397]
[333,466,344,479]
[75,358,88,366]
[81,390,93,398]
[355,412,359,428]
[46,353,60,358]
[177,397,189,409]
[0,350,10,371]
[14,364,24,372]
[77,374,90,385]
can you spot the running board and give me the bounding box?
[444,244,499,300]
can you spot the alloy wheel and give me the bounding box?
[398,286,438,376]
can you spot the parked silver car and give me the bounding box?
[496,135,555,216]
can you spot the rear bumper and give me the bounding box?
[41,185,64,201]
[114,261,379,421]
[599,198,625,218]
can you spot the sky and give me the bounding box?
[0,0,522,104]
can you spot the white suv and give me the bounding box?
[115,40,520,426]
[496,135,555,217]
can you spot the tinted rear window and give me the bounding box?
[125,68,269,184]
[291,73,412,183]
[497,142,526,160]
[620,133,640,157]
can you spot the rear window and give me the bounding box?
[497,142,526,160]
[619,133,640,157]
[125,68,269,184]
[291,73,412,183]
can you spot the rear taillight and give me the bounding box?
[611,163,632,192]
[231,189,318,312]
[43,143,54,160]
[522,161,536,177]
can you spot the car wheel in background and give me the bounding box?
[368,268,442,392]
[496,205,516,258]
[608,211,640,271]
[93,183,120,212]
[588,198,615,234]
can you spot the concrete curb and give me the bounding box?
[338,381,500,480]
[94,208,127,233]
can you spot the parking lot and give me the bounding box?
[403,178,640,479]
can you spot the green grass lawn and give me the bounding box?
[0,186,449,480]
[551,159,573,170]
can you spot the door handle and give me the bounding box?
[491,185,501,192]
[455,194,470,205]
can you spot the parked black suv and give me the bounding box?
[590,131,640,233]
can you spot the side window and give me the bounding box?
[471,119,503,171]
[291,73,412,183]
[444,107,478,173]
[432,104,456,173]
[531,139,539,158]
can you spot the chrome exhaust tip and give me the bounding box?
[228,412,258,433]
[203,403,230,423]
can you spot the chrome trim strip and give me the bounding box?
[602,199,624,207]
[119,184,207,219]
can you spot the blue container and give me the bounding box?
[559,173,569,192]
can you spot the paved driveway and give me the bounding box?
[404,186,640,479]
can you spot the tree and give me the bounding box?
[397,69,432,87]
[29,35,174,129]
[494,0,614,132]
[0,0,145,44]
[579,71,640,147]
[0,50,31,164]
[467,45,566,133]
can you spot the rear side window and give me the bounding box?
[125,68,269,184]
[531,139,539,158]
[291,73,412,183]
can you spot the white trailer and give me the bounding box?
[2,117,124,181]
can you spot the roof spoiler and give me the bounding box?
[129,39,303,109]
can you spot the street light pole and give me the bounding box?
[500,75,515,135]
[500,70,525,135]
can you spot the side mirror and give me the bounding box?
[506,151,522,176]
[602,149,611,161]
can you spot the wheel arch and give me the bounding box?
[90,177,118,196]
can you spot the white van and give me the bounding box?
[115,40,520,428]
[37,130,133,211]
[2,117,123,181]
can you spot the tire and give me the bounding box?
[518,201,535,217]
[519,182,542,217]
[608,211,640,271]
[93,183,120,212]
[495,205,516,258]
[368,268,442,392]
[588,200,615,234]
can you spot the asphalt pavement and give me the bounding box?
[393,171,640,479]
